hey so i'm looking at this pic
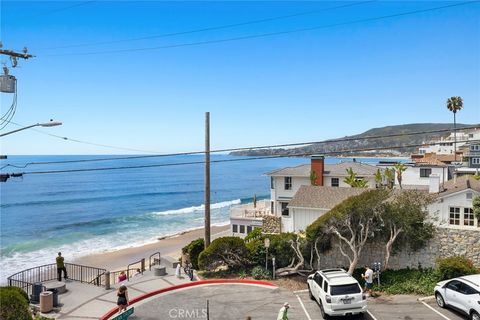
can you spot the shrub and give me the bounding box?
[268,233,297,268]
[246,239,266,266]
[244,228,263,242]
[0,286,31,320]
[436,256,478,280]
[182,238,204,269]
[251,266,271,280]
[198,237,248,271]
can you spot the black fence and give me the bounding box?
[7,263,107,296]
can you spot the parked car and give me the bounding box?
[307,268,367,319]
[434,274,480,320]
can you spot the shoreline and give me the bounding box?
[73,225,230,271]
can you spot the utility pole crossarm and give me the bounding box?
[0,49,35,59]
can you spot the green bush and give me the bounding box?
[244,228,263,242]
[246,239,266,266]
[198,236,248,271]
[436,256,478,280]
[182,238,204,269]
[0,286,31,320]
[251,266,272,280]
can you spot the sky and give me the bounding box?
[0,0,479,155]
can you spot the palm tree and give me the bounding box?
[446,96,464,161]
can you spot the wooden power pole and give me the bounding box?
[204,112,211,248]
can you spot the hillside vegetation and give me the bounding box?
[230,123,476,157]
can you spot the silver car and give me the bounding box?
[434,274,480,320]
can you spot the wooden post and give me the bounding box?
[205,112,211,248]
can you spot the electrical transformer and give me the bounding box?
[0,74,16,93]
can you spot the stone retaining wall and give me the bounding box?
[316,227,480,269]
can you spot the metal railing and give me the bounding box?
[149,252,161,270]
[7,263,107,296]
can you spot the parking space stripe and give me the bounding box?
[367,310,379,320]
[420,301,452,320]
[296,294,313,320]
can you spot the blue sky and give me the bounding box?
[1,1,479,155]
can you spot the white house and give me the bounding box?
[428,175,480,229]
[230,200,270,238]
[418,128,480,155]
[286,186,365,232]
[376,160,449,189]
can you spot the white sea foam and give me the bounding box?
[151,199,241,216]
[1,199,238,284]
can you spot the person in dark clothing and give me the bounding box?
[56,252,67,281]
[117,285,129,313]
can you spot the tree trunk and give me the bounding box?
[348,252,359,275]
[454,111,457,162]
[383,227,402,271]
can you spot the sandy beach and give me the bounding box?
[73,225,230,271]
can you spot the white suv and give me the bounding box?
[434,274,480,320]
[307,268,367,319]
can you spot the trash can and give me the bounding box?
[31,282,43,303]
[39,291,53,313]
[47,288,59,307]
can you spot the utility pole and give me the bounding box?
[204,112,211,248]
[0,43,35,93]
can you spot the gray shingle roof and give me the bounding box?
[437,175,480,197]
[265,161,379,177]
[288,185,366,209]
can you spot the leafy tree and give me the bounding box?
[198,237,248,271]
[317,189,389,274]
[374,169,383,188]
[310,170,318,186]
[384,168,395,189]
[182,238,204,269]
[446,96,463,161]
[0,287,31,320]
[344,168,368,188]
[380,190,435,270]
[393,163,407,189]
[473,195,480,220]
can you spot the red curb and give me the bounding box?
[99,279,277,320]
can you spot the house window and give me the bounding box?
[420,168,432,178]
[471,145,480,151]
[284,177,292,190]
[239,225,245,234]
[472,158,480,165]
[270,201,274,214]
[270,177,274,189]
[281,202,289,217]
[232,224,238,233]
[449,207,460,225]
[247,226,253,234]
[464,208,475,226]
[331,178,339,187]
[466,192,473,200]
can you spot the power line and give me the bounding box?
[8,139,480,177]
[3,139,479,178]
[1,125,479,171]
[26,1,96,19]
[44,1,479,57]
[38,1,375,50]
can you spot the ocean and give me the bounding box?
[0,154,390,283]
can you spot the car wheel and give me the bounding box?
[471,310,480,320]
[435,292,445,308]
[308,286,314,301]
[319,302,329,320]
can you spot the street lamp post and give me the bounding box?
[0,120,62,137]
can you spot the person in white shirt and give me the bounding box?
[362,265,374,295]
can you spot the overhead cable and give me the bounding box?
[38,1,375,50]
[1,125,478,170]
[44,1,479,57]
[4,139,479,178]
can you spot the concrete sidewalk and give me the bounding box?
[37,264,191,320]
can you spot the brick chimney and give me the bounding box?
[311,155,324,186]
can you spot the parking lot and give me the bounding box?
[294,290,469,320]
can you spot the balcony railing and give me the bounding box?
[7,263,107,296]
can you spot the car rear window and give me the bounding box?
[330,283,361,296]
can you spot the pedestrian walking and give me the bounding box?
[56,252,68,281]
[277,302,289,320]
[362,265,374,296]
[117,284,129,313]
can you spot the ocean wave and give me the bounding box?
[0,190,201,208]
[151,199,241,216]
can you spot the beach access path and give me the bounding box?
[73,225,230,272]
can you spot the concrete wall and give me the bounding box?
[315,227,480,270]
